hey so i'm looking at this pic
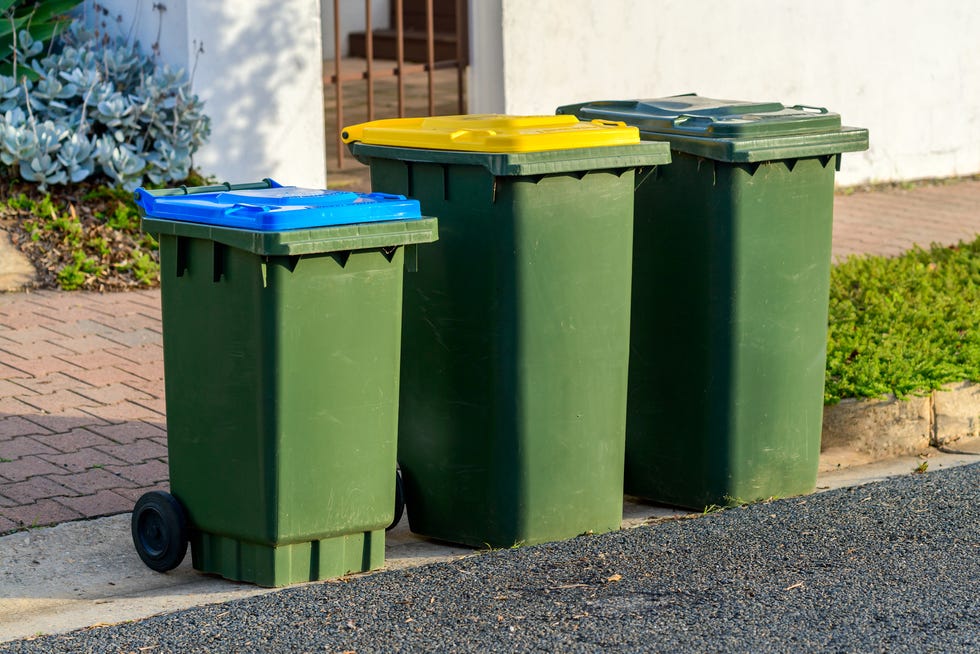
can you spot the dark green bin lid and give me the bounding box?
[556,94,869,163]
[347,142,671,176]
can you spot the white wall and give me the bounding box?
[471,0,980,185]
[467,0,504,114]
[86,0,327,188]
[321,0,389,58]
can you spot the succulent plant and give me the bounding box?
[0,19,211,190]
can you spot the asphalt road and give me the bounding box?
[3,462,978,653]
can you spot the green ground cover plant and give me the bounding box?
[1,170,208,291]
[0,176,162,289]
[825,236,980,403]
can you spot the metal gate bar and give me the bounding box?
[327,0,468,169]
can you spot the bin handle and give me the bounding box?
[790,104,829,114]
[672,113,717,126]
[449,128,497,144]
[365,192,409,201]
[224,204,265,215]
[588,119,628,128]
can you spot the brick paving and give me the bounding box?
[832,178,980,259]
[0,290,167,533]
[0,179,979,536]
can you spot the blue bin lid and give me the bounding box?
[134,180,422,231]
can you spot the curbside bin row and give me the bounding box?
[558,94,869,509]
[133,180,437,587]
[134,96,868,584]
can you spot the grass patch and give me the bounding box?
[825,236,980,403]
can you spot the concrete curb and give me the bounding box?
[822,381,980,458]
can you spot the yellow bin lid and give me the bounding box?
[341,114,640,153]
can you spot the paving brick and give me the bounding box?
[55,489,131,518]
[21,291,91,311]
[42,319,122,339]
[56,468,135,494]
[0,395,41,416]
[73,382,153,405]
[0,455,68,482]
[128,290,162,310]
[95,313,161,332]
[133,397,167,415]
[82,400,164,423]
[55,350,133,371]
[48,334,123,355]
[17,389,98,414]
[0,436,57,459]
[7,372,85,395]
[41,446,127,473]
[0,416,51,438]
[106,459,170,486]
[23,408,107,432]
[61,365,147,388]
[0,339,75,360]
[1,356,81,378]
[0,476,74,503]
[99,328,163,348]
[112,483,169,504]
[42,428,114,453]
[0,325,64,345]
[75,291,141,316]
[88,420,167,445]
[114,359,165,382]
[97,439,168,464]
[0,515,17,534]
[0,498,83,528]
[29,306,109,324]
[0,310,59,330]
[106,344,164,365]
[0,378,30,396]
[0,361,30,379]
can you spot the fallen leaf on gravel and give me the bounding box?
[606,574,622,582]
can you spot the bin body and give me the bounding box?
[345,116,671,547]
[138,182,437,585]
[558,96,869,509]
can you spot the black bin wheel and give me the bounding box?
[387,469,405,531]
[132,491,189,572]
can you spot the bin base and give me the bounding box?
[625,475,819,512]
[407,510,623,550]
[190,529,385,587]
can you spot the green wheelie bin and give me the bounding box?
[343,115,671,548]
[132,179,437,586]
[557,95,869,510]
